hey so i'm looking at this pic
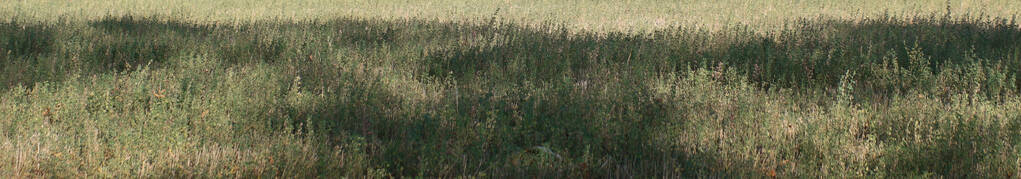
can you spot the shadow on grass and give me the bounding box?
[0,21,58,90]
[421,15,1021,90]
[0,21,55,58]
[286,68,738,177]
[4,14,1018,91]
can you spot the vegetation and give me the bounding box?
[2,0,1020,178]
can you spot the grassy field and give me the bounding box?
[5,0,1021,31]
[2,0,1021,178]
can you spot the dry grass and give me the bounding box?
[3,0,1020,31]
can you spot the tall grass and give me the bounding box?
[1,12,1020,177]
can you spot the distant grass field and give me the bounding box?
[4,0,1021,31]
[2,0,1021,178]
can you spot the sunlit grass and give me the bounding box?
[3,0,1020,32]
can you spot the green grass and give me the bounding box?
[2,0,1021,178]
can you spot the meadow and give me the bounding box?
[2,0,1021,177]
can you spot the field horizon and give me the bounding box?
[2,0,1021,178]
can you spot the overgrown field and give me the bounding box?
[2,0,1021,178]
